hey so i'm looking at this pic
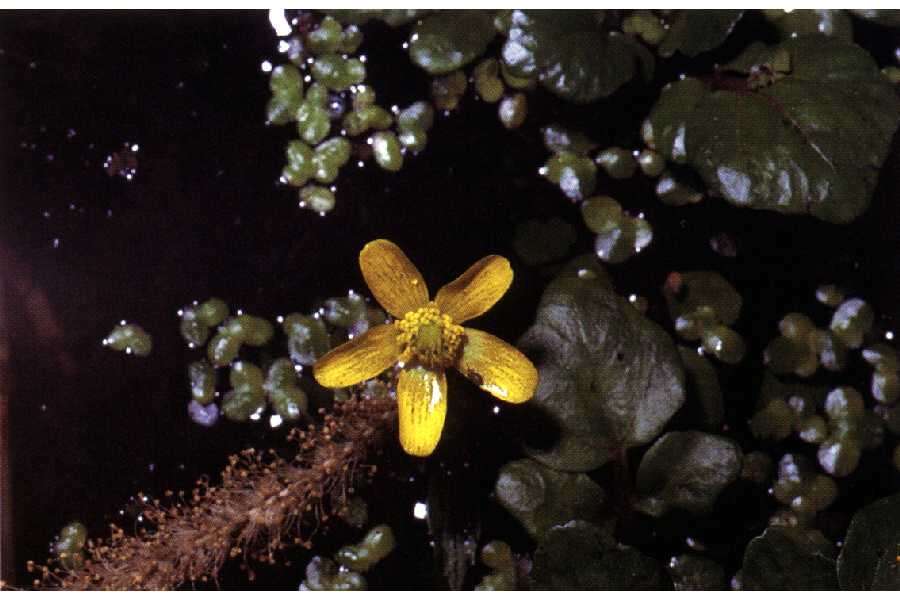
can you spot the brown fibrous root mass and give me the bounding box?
[29,389,397,590]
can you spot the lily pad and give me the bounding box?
[658,10,744,58]
[644,35,900,223]
[518,265,685,471]
[501,10,653,103]
[663,271,742,327]
[408,10,496,75]
[837,492,900,590]
[494,457,605,542]
[742,526,839,590]
[634,430,742,516]
[530,520,663,590]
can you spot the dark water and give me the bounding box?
[1,10,899,589]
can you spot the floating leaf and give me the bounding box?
[301,556,367,591]
[518,265,685,471]
[103,323,152,357]
[327,9,431,27]
[188,360,216,405]
[622,10,666,46]
[638,149,666,177]
[542,152,596,201]
[663,271,742,326]
[530,520,663,590]
[634,431,742,516]
[541,124,596,156]
[764,9,853,41]
[658,10,744,57]
[772,453,838,515]
[595,147,637,179]
[408,10,496,75]
[494,457,605,542]
[498,93,527,129]
[334,524,396,572]
[817,386,864,477]
[644,36,900,223]
[829,298,874,349]
[742,526,838,590]
[678,347,724,429]
[501,10,654,103]
[838,492,900,589]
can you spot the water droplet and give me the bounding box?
[413,502,428,519]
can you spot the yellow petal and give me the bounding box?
[434,255,513,324]
[313,324,399,388]
[397,366,447,457]
[457,328,537,404]
[359,239,429,318]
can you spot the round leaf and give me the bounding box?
[837,492,900,590]
[518,265,685,471]
[742,526,839,590]
[634,430,742,516]
[644,36,900,223]
[409,10,496,75]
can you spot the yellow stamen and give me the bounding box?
[396,302,465,369]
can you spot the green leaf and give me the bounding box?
[658,10,744,57]
[634,430,742,516]
[501,10,654,103]
[838,492,900,590]
[678,347,724,429]
[494,458,606,542]
[408,10,496,75]
[644,36,900,223]
[326,9,430,27]
[530,520,663,590]
[541,123,597,155]
[518,264,685,471]
[663,271,742,326]
[742,526,839,590]
[772,453,838,515]
[764,9,853,41]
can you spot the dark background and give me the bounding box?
[1,10,899,589]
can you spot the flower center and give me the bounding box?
[396,302,465,369]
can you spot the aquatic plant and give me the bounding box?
[9,8,900,592]
[314,239,538,456]
[29,389,395,590]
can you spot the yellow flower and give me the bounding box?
[313,239,539,457]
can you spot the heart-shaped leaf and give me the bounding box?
[742,526,839,590]
[837,492,900,590]
[518,261,685,471]
[658,10,744,57]
[501,10,654,103]
[530,520,663,590]
[634,430,742,516]
[644,35,900,223]
[494,457,605,542]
